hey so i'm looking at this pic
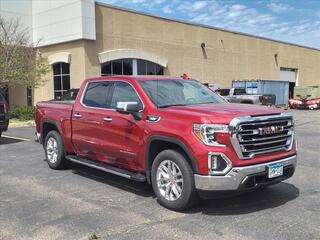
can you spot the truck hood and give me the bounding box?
[162,103,283,124]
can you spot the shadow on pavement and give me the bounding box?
[192,182,299,215]
[71,162,299,215]
[71,163,154,198]
[0,136,25,145]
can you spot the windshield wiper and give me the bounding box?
[158,104,188,108]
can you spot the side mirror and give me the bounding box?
[116,102,142,120]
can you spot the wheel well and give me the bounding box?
[147,139,197,176]
[42,122,59,143]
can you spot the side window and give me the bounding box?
[82,81,113,108]
[110,82,142,109]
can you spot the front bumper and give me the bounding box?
[194,155,297,191]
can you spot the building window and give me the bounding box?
[101,59,133,76]
[53,62,70,99]
[137,59,164,75]
[101,59,163,76]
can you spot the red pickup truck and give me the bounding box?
[35,76,297,210]
[0,92,9,137]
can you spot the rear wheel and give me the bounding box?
[151,149,197,211]
[44,130,68,169]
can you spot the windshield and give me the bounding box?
[140,79,225,108]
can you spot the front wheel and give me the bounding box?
[151,149,197,211]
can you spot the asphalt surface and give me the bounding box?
[0,110,319,240]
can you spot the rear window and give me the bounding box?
[233,88,247,95]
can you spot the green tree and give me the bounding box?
[0,17,50,89]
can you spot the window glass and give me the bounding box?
[52,62,70,99]
[62,75,70,90]
[110,82,142,109]
[83,82,113,108]
[54,76,61,90]
[53,64,61,75]
[61,63,70,74]
[101,62,111,76]
[156,65,164,75]
[137,59,147,75]
[123,59,133,75]
[147,61,156,75]
[112,60,122,75]
[101,59,164,76]
[233,88,246,95]
[140,79,224,107]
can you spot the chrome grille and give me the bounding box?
[230,113,294,159]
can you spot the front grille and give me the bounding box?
[230,114,294,159]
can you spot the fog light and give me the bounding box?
[208,153,232,175]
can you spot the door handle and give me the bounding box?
[74,113,82,118]
[103,117,113,122]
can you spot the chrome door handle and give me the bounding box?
[103,117,113,122]
[74,113,82,118]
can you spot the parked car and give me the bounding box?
[0,92,9,138]
[289,95,320,110]
[217,87,276,105]
[35,76,297,210]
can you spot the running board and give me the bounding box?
[66,155,146,182]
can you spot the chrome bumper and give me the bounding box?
[194,155,297,191]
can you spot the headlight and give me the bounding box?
[193,124,229,146]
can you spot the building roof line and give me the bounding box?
[95,1,320,52]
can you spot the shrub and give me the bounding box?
[9,106,35,121]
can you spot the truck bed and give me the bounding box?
[35,100,74,152]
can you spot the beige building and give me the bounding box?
[2,0,320,106]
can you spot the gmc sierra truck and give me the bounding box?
[0,92,9,138]
[35,76,297,210]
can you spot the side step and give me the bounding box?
[66,155,146,182]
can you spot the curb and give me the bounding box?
[9,121,35,128]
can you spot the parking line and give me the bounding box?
[2,135,32,141]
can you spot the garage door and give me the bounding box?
[280,68,297,83]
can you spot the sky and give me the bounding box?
[99,0,320,49]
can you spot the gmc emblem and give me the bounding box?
[258,126,284,135]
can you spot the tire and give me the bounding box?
[0,132,2,138]
[151,149,197,211]
[44,130,68,169]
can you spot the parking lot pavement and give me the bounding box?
[0,110,319,240]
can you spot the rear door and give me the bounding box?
[71,81,114,161]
